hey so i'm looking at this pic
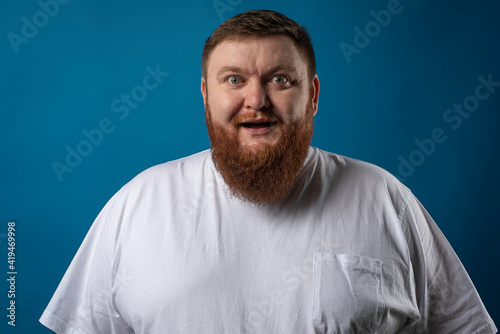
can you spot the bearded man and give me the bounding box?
[40,10,496,334]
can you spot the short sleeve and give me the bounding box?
[39,191,133,334]
[398,193,497,334]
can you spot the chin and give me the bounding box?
[240,138,279,153]
[240,131,281,147]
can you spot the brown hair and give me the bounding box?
[201,10,316,80]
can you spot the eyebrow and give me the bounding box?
[216,65,299,78]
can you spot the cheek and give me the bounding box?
[209,90,243,122]
[274,91,308,124]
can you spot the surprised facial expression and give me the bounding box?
[201,35,319,153]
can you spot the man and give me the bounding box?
[41,10,496,333]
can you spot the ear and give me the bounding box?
[201,77,207,107]
[310,74,320,116]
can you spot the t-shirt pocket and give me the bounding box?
[312,253,385,334]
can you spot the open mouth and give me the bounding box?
[240,121,277,129]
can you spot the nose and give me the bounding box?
[244,79,270,110]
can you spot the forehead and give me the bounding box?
[206,35,307,77]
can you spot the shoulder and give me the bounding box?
[111,149,212,202]
[312,147,403,185]
[309,147,412,212]
[128,149,209,183]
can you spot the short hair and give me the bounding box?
[201,10,316,80]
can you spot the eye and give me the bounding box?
[271,75,289,85]
[227,75,243,85]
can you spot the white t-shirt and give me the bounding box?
[40,147,497,333]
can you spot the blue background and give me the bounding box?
[1,0,499,332]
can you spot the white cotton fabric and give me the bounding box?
[40,147,497,334]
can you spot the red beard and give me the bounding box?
[205,102,314,206]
